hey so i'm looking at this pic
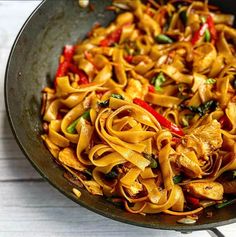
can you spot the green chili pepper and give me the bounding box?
[205,28,211,42]
[173,174,183,184]
[66,110,90,134]
[155,34,173,44]
[215,198,236,209]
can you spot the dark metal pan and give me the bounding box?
[4,0,236,235]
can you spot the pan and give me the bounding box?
[4,0,236,236]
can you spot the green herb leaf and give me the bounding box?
[232,78,236,89]
[155,34,173,44]
[98,100,109,107]
[98,94,124,108]
[173,174,183,184]
[151,72,166,91]
[205,78,216,84]
[143,153,159,169]
[181,100,218,117]
[111,94,124,100]
[150,158,158,169]
[105,170,118,180]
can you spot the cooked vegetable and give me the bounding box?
[155,34,173,44]
[205,78,216,84]
[133,98,184,136]
[215,198,236,209]
[179,10,187,26]
[66,110,90,134]
[105,170,118,179]
[111,94,124,100]
[151,72,166,91]
[186,195,200,207]
[100,27,122,47]
[143,153,158,169]
[232,78,236,89]
[205,29,211,42]
[191,15,216,45]
[182,100,218,117]
[173,174,183,184]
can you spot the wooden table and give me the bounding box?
[0,1,235,236]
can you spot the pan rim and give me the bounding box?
[4,0,236,232]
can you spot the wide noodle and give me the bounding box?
[41,0,236,218]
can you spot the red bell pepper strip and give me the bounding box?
[219,114,232,130]
[77,69,89,85]
[55,45,75,87]
[56,61,70,78]
[63,45,75,62]
[99,28,122,47]
[186,195,200,208]
[206,15,216,43]
[172,137,181,145]
[133,98,185,136]
[191,22,208,45]
[148,85,155,93]
[191,15,216,45]
[124,55,133,64]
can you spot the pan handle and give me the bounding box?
[207,228,225,237]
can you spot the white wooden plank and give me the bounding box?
[0,182,235,237]
[0,139,25,160]
[0,182,207,237]
[0,111,15,139]
[0,157,42,180]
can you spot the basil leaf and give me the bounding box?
[173,174,183,184]
[181,100,218,117]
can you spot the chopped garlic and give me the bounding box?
[73,188,82,198]
[78,0,89,8]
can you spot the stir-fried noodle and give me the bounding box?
[41,0,236,217]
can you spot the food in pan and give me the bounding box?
[41,0,236,217]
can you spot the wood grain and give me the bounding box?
[0,1,235,237]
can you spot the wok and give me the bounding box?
[4,0,236,235]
